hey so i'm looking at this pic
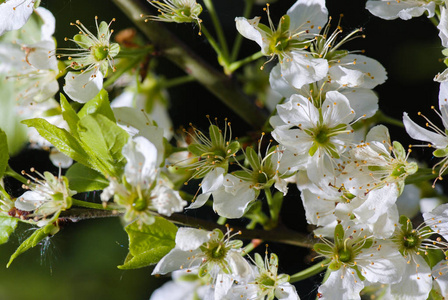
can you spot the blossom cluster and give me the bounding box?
[0,0,448,299]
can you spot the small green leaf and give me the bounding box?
[65,163,109,192]
[21,118,92,167]
[7,222,59,268]
[77,90,116,122]
[60,94,80,138]
[279,14,290,34]
[314,243,333,255]
[0,216,18,245]
[188,143,209,156]
[77,114,129,177]
[118,217,178,270]
[0,128,9,178]
[393,141,406,160]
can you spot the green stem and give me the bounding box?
[242,238,263,255]
[201,25,226,63]
[228,51,263,72]
[167,213,314,248]
[202,0,229,60]
[374,110,404,128]
[115,46,155,58]
[265,188,279,226]
[72,199,119,211]
[103,55,142,89]
[217,216,227,225]
[231,0,255,62]
[111,0,267,128]
[290,258,330,283]
[162,75,196,89]
[4,165,27,184]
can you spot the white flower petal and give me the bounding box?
[0,0,35,35]
[281,51,328,89]
[389,254,431,300]
[235,17,269,54]
[403,112,448,148]
[175,227,211,251]
[318,268,364,300]
[151,248,202,275]
[63,69,103,103]
[287,0,328,37]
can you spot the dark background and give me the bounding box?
[1,0,444,299]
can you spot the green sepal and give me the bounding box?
[442,48,448,57]
[65,163,109,192]
[60,94,80,138]
[308,143,319,157]
[227,141,240,155]
[227,239,243,249]
[353,265,366,281]
[77,114,128,177]
[98,21,110,39]
[0,128,9,178]
[73,34,91,49]
[0,216,18,245]
[21,118,92,168]
[232,171,252,181]
[77,90,116,122]
[109,43,120,57]
[198,263,209,277]
[188,143,209,156]
[313,243,333,256]
[279,15,290,34]
[117,217,178,270]
[209,125,224,149]
[334,224,345,247]
[7,221,59,268]
[399,215,411,233]
[433,148,448,158]
[245,147,261,171]
[393,141,406,160]
[328,260,341,271]
[268,253,279,274]
[254,252,263,268]
[277,273,289,285]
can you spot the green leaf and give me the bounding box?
[118,217,178,270]
[77,90,116,122]
[65,163,109,192]
[77,114,128,177]
[21,118,92,167]
[60,94,80,138]
[0,128,9,178]
[0,216,18,245]
[7,222,59,268]
[188,143,209,156]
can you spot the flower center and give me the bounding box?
[314,127,330,144]
[93,46,109,61]
[391,163,407,178]
[257,272,276,287]
[133,196,147,211]
[403,233,419,249]
[338,247,352,263]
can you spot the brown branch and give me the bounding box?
[111,0,268,128]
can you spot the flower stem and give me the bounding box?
[217,216,227,225]
[242,238,263,255]
[4,165,27,185]
[201,25,227,65]
[228,51,263,73]
[374,110,404,128]
[231,0,255,62]
[265,188,280,226]
[289,258,330,283]
[111,0,268,128]
[72,199,119,211]
[103,55,142,89]
[167,213,314,248]
[162,75,196,89]
[202,0,229,60]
